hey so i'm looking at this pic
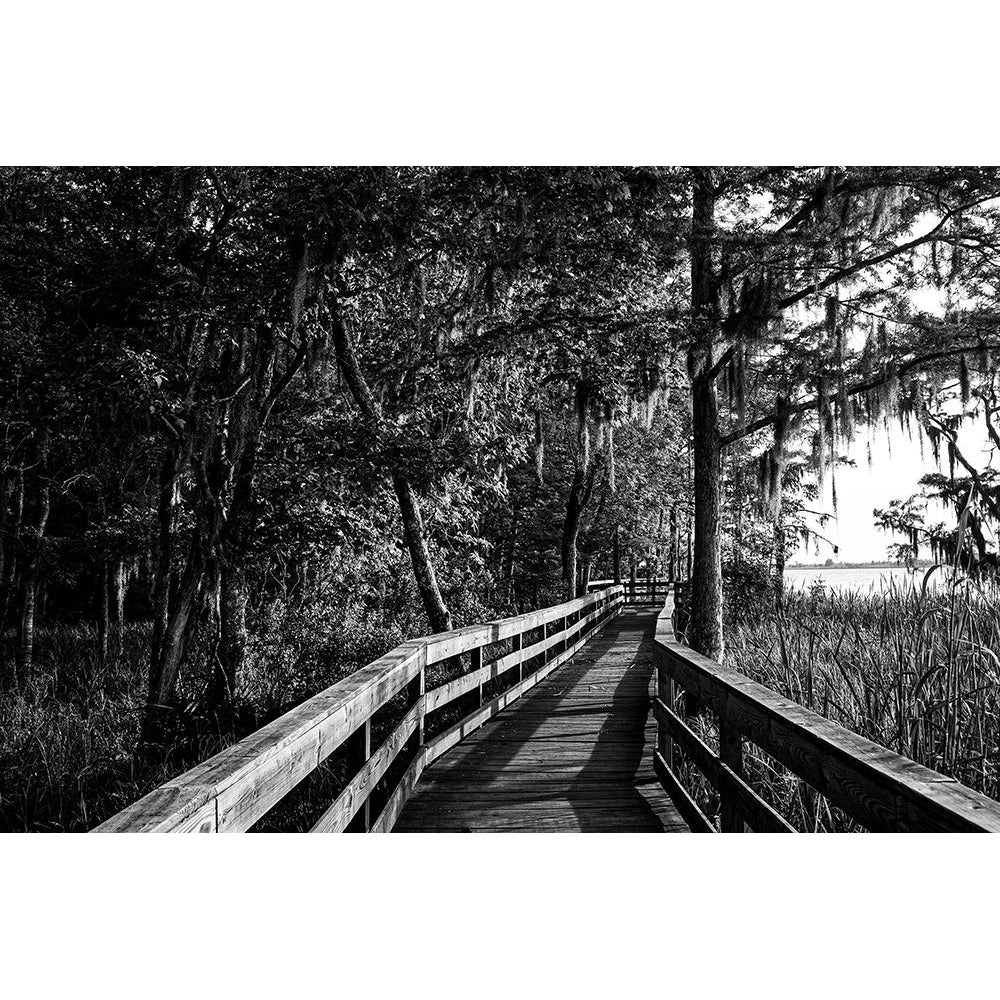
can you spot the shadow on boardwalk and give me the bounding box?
[395,609,688,832]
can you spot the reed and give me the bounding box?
[721,570,1000,830]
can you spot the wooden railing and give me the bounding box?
[95,586,624,832]
[652,590,1000,832]
[588,578,673,605]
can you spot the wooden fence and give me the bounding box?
[95,586,624,832]
[652,591,1000,832]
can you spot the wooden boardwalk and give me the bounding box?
[395,608,689,832]
[98,583,1000,833]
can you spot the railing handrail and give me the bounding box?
[95,586,624,833]
[652,591,1000,833]
[588,578,674,607]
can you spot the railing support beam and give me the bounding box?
[718,718,745,833]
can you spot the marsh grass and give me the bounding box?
[0,597,433,831]
[714,569,1000,831]
[0,585,519,832]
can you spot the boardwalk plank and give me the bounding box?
[395,609,688,833]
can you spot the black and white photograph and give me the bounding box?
[7,163,1000,836]
[4,5,999,997]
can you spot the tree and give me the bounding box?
[674,166,1000,661]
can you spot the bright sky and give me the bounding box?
[789,245,997,564]
[795,417,992,563]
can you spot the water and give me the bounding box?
[784,565,926,593]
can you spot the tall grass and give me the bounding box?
[0,581,516,832]
[0,598,429,831]
[719,571,1000,830]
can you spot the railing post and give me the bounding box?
[719,718,746,833]
[345,720,371,832]
[410,666,425,751]
[656,662,674,772]
[512,631,523,682]
[471,645,483,709]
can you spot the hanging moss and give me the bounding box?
[878,320,889,353]
[863,320,876,381]
[825,296,838,345]
[977,341,991,376]
[951,212,964,281]
[757,449,769,501]
[926,424,941,466]
[837,378,855,441]
[960,352,972,406]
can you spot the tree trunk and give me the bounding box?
[17,443,50,678]
[686,168,726,663]
[214,563,249,710]
[18,570,39,678]
[212,429,264,712]
[144,564,200,744]
[0,470,23,654]
[108,558,125,663]
[579,553,592,598]
[0,472,10,620]
[393,473,452,633]
[561,457,603,603]
[97,559,110,665]
[669,506,678,582]
[330,297,452,634]
[503,512,518,604]
[562,493,580,604]
[150,448,181,684]
[688,360,724,661]
[612,524,621,584]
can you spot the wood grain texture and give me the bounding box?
[312,701,422,833]
[95,640,428,832]
[395,609,689,833]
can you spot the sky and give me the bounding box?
[789,266,997,565]
[792,405,994,564]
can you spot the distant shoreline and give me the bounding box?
[786,561,931,571]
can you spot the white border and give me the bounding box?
[3,3,999,993]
